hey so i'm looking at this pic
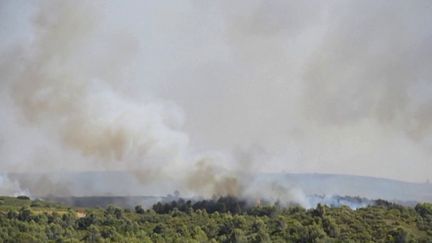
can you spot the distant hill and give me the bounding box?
[256,173,432,202]
[8,171,432,203]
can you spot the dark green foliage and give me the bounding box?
[0,196,430,242]
[17,207,32,221]
[153,196,250,215]
[77,213,97,230]
[134,205,145,214]
[16,195,30,200]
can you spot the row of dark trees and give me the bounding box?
[0,195,431,242]
[152,196,249,215]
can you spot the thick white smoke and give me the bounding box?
[0,173,28,196]
[0,0,278,201]
[0,0,431,204]
[1,1,185,175]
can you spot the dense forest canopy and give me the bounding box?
[0,196,431,242]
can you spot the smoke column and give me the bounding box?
[0,0,431,203]
[0,1,266,200]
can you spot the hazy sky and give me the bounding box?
[1,0,431,183]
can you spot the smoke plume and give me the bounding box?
[0,0,431,204]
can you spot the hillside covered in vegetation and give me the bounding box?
[0,196,431,242]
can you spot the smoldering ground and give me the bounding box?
[0,0,431,206]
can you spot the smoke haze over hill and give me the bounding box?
[0,1,432,201]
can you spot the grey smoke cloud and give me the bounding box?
[0,1,190,181]
[0,0,431,200]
